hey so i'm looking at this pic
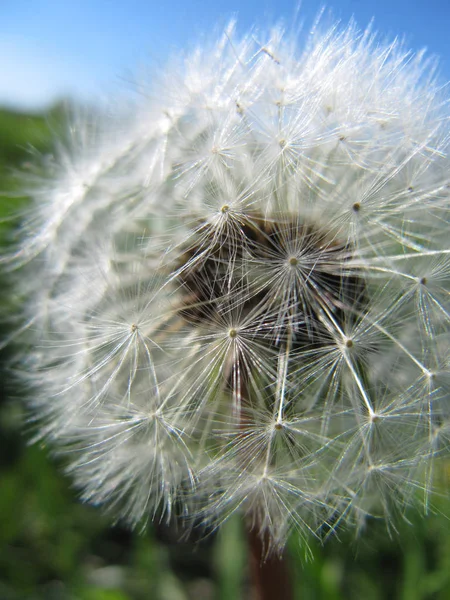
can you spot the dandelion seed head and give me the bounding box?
[8,16,450,553]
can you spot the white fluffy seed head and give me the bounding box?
[9,19,450,552]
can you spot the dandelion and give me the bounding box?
[7,16,450,585]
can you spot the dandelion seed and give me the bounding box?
[7,16,450,556]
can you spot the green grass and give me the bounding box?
[0,106,449,600]
[0,108,55,165]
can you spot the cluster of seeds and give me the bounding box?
[10,20,450,551]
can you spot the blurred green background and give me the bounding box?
[0,108,449,600]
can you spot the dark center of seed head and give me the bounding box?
[176,214,367,342]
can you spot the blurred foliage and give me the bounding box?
[0,106,449,600]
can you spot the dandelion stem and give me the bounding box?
[247,525,293,600]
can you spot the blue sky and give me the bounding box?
[1,0,449,110]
